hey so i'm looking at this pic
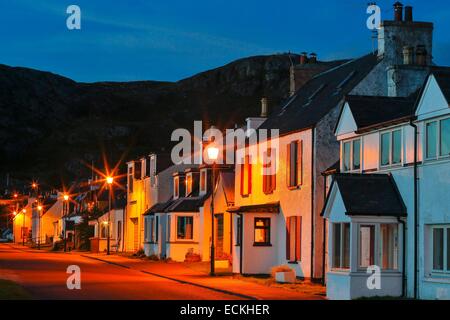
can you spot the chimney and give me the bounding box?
[300,52,308,65]
[309,53,317,63]
[260,97,268,117]
[404,6,413,22]
[415,45,428,66]
[394,2,403,21]
[402,46,414,64]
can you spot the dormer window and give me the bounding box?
[185,173,192,196]
[342,138,361,172]
[380,129,402,167]
[174,176,179,199]
[200,170,207,194]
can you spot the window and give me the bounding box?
[100,223,109,239]
[236,216,242,246]
[254,218,270,245]
[332,223,350,269]
[287,140,303,188]
[431,226,450,273]
[186,174,192,196]
[200,170,207,193]
[342,139,361,172]
[381,129,402,167]
[177,216,193,240]
[286,216,301,261]
[134,161,142,180]
[240,155,252,196]
[117,221,122,240]
[128,166,133,193]
[359,225,375,268]
[380,224,399,270]
[426,118,450,159]
[263,148,276,194]
[167,215,171,241]
[174,176,179,198]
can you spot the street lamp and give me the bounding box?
[206,144,219,276]
[22,209,26,246]
[37,205,43,250]
[106,176,113,255]
[63,194,69,252]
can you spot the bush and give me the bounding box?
[270,265,294,278]
[184,248,201,262]
[147,254,160,261]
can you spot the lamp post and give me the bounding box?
[106,176,113,255]
[206,144,219,276]
[37,205,43,250]
[63,194,69,252]
[22,209,26,246]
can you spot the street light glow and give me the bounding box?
[106,176,114,184]
[63,194,69,201]
[207,145,219,161]
[32,183,37,188]
[13,193,18,198]
[13,211,17,216]
[22,209,26,213]
[37,205,43,211]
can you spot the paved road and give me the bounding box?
[0,244,244,300]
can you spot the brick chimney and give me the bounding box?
[260,97,268,117]
[394,2,403,21]
[404,5,413,22]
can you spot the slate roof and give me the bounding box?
[326,174,407,217]
[165,195,210,213]
[345,95,416,133]
[144,199,174,215]
[259,53,379,135]
[227,202,280,213]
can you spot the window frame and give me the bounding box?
[240,154,252,197]
[263,148,276,194]
[431,225,450,275]
[380,128,403,168]
[200,169,207,194]
[425,117,450,161]
[286,140,303,189]
[173,176,180,199]
[331,222,351,270]
[185,173,193,196]
[253,217,271,246]
[176,215,194,241]
[128,166,134,194]
[341,138,362,172]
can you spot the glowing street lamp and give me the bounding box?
[63,194,69,252]
[106,176,114,184]
[63,194,69,201]
[13,193,18,199]
[37,204,43,249]
[206,143,219,276]
[106,176,114,255]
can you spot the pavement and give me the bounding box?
[0,243,324,300]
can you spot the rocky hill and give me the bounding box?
[0,53,309,187]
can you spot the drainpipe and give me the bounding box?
[239,213,243,275]
[398,217,406,297]
[310,126,316,281]
[322,175,327,285]
[409,119,418,299]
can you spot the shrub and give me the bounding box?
[185,248,201,262]
[147,254,160,261]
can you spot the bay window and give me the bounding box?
[426,118,450,159]
[381,129,402,167]
[342,139,361,172]
[432,226,450,273]
[332,223,350,269]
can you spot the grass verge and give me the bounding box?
[0,279,32,300]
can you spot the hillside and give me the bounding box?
[0,54,308,187]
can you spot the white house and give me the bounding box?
[323,67,450,299]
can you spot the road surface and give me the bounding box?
[0,244,244,300]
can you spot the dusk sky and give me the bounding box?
[1,0,449,82]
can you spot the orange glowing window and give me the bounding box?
[263,148,276,194]
[254,218,270,245]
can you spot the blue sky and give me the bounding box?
[0,0,449,82]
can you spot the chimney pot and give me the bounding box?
[394,2,404,22]
[260,97,268,117]
[309,53,317,63]
[404,6,413,22]
[402,46,414,65]
[300,52,308,65]
[415,45,428,66]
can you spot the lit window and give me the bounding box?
[263,148,276,194]
[186,174,192,196]
[342,139,361,172]
[332,223,350,269]
[200,170,207,193]
[177,216,193,240]
[254,218,270,245]
[381,129,402,167]
[174,176,179,198]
